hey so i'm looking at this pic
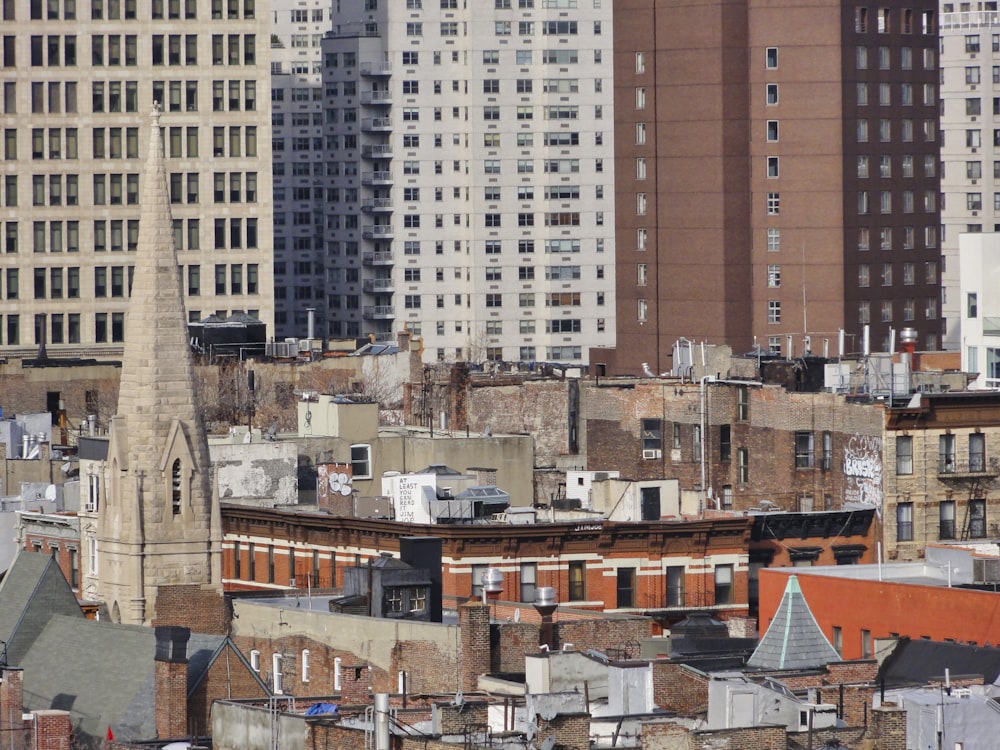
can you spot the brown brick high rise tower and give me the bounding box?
[97,107,222,626]
[596,0,942,375]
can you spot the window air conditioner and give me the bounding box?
[642,449,662,460]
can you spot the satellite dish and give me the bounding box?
[44,485,57,502]
[339,484,352,496]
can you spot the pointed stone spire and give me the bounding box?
[747,575,841,671]
[96,107,221,626]
[116,103,201,429]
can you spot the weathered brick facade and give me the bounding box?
[536,712,590,750]
[651,661,710,715]
[885,392,1000,560]
[152,584,229,635]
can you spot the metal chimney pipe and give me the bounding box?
[306,307,316,340]
[374,693,390,750]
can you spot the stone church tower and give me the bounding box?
[97,108,222,625]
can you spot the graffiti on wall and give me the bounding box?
[843,435,882,511]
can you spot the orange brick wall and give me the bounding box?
[760,569,1000,659]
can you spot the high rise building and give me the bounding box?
[598,0,942,376]
[939,4,1000,350]
[0,0,273,354]
[269,0,329,339]
[317,0,616,364]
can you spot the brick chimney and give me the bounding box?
[0,668,26,750]
[458,601,490,692]
[536,712,590,750]
[31,710,71,750]
[154,625,190,739]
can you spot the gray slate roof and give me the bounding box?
[19,615,230,744]
[0,550,84,665]
[747,574,841,671]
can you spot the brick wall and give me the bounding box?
[641,722,789,750]
[187,642,269,738]
[152,584,228,635]
[29,710,71,750]
[232,631,462,697]
[651,662,709,714]
[340,664,371,704]
[1,668,27,750]
[155,660,188,739]
[494,618,653,673]
[536,712,590,750]
[867,703,906,750]
[434,701,488,735]
[458,602,490,692]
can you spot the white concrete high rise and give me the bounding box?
[318,0,616,364]
[0,0,274,354]
[940,5,1000,349]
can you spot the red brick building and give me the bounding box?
[222,506,753,627]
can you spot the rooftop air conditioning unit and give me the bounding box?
[642,449,662,460]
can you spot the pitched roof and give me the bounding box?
[880,639,1000,688]
[747,575,840,671]
[19,616,261,744]
[0,550,83,666]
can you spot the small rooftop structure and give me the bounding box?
[747,575,840,671]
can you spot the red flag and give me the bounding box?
[106,725,114,741]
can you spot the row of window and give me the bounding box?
[896,499,984,543]
[0,261,259,300]
[857,261,938,287]
[402,20,598,37]
[403,291,603,308]
[856,81,935,107]
[896,433,988,475]
[857,225,938,251]
[857,189,938,215]
[853,7,936,35]
[169,172,258,204]
[856,298,938,324]
[9,0,256,21]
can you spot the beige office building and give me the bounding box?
[0,0,273,354]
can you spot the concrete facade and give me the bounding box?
[318,0,616,363]
[0,0,274,355]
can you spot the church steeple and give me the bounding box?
[96,107,221,625]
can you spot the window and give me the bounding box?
[767,264,780,288]
[766,120,778,141]
[940,434,956,473]
[616,568,635,608]
[350,444,371,479]
[896,435,913,475]
[714,565,733,604]
[896,502,913,542]
[939,501,956,540]
[765,47,777,68]
[795,431,814,468]
[766,83,778,105]
[970,499,987,538]
[567,561,585,601]
[970,432,986,472]
[767,192,780,215]
[666,566,685,607]
[768,300,781,324]
[737,448,748,483]
[520,563,537,603]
